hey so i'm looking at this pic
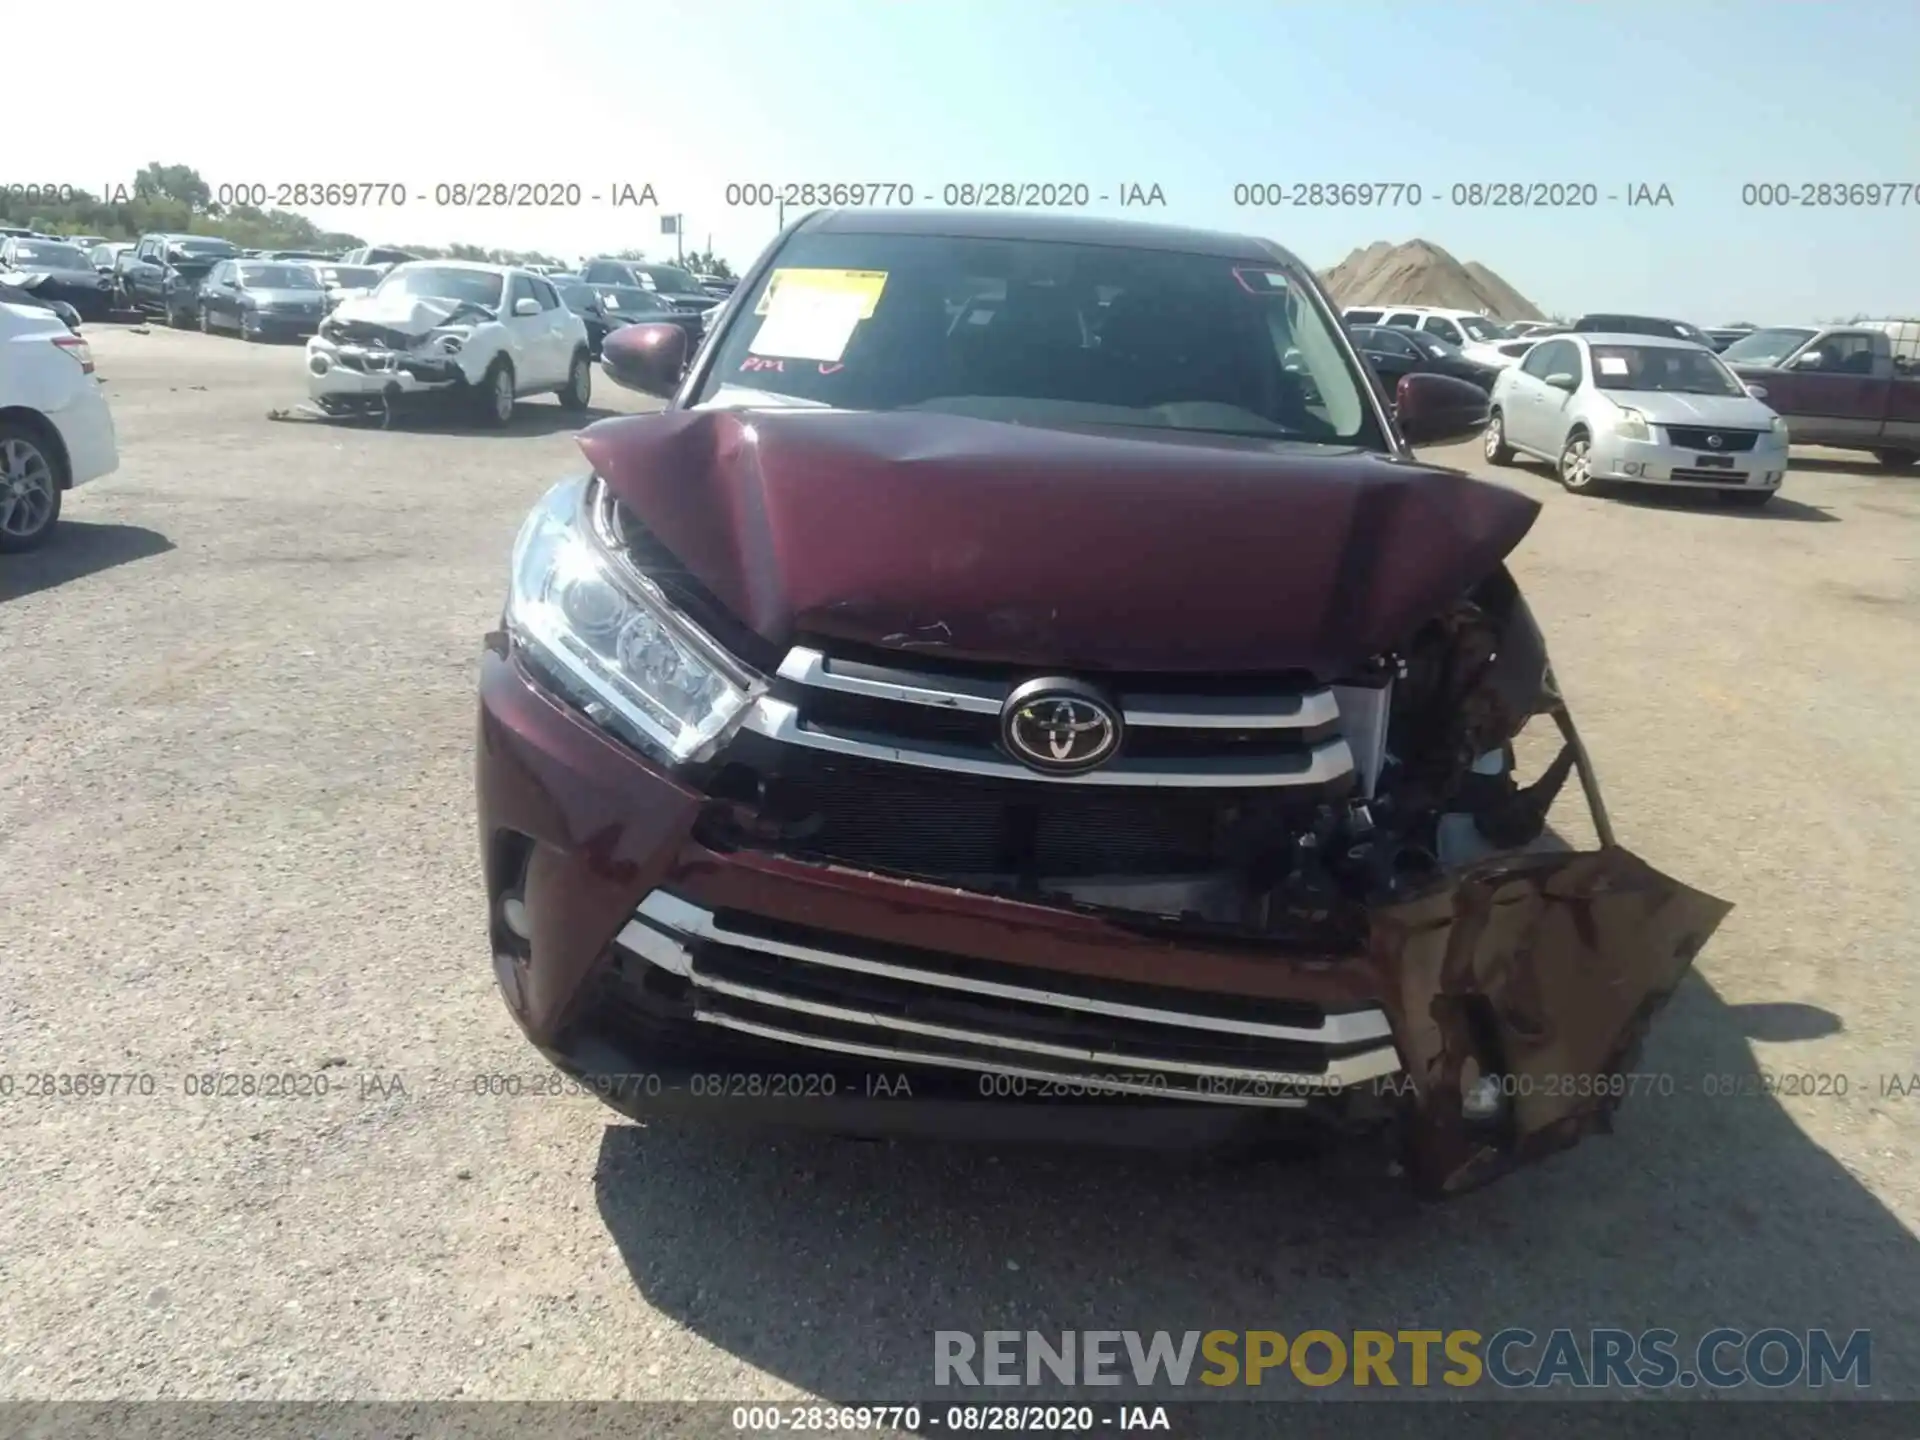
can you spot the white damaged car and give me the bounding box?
[305,261,591,426]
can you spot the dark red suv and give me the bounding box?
[476,210,1727,1196]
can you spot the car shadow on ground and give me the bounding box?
[1785,456,1916,479]
[1606,486,1839,523]
[592,972,1920,1403]
[268,402,627,438]
[0,520,173,603]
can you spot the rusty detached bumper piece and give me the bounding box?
[1376,845,1729,1196]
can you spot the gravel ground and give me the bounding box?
[1,324,1915,1403]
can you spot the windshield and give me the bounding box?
[1719,327,1817,367]
[377,265,504,310]
[636,265,704,296]
[321,266,381,288]
[696,231,1377,444]
[9,242,90,269]
[1590,343,1746,396]
[1456,315,1501,342]
[171,238,237,257]
[238,263,321,290]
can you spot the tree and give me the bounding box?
[680,248,735,278]
[132,163,211,212]
[607,248,650,261]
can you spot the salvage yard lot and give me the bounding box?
[2,324,1917,1400]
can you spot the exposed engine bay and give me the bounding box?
[693,567,1595,949]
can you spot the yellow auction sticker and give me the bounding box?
[754,268,889,317]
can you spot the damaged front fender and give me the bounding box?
[1376,844,1731,1197]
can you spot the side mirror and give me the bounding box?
[1395,371,1490,445]
[1544,372,1579,392]
[601,322,688,398]
[1744,382,1769,400]
[1792,350,1825,370]
[513,297,541,317]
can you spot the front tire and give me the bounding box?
[476,358,516,428]
[1483,408,1515,465]
[1874,448,1917,470]
[168,302,193,330]
[559,349,591,411]
[0,421,66,553]
[1557,429,1603,494]
[198,305,212,334]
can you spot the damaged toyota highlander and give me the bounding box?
[306,260,591,425]
[477,210,1729,1197]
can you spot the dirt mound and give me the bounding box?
[1320,239,1545,322]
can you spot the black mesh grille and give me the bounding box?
[705,734,1324,879]
[1663,427,1761,452]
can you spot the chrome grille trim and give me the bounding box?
[613,892,1403,1106]
[742,696,1355,789]
[624,892,1393,1045]
[698,973,1400,1088]
[699,1015,1314,1108]
[777,645,1340,730]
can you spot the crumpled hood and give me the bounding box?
[577,408,1540,676]
[327,292,482,337]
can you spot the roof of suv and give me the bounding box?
[1560,332,1704,350]
[793,207,1306,266]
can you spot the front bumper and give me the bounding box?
[305,335,472,402]
[244,309,324,339]
[1589,433,1789,489]
[477,639,1731,1195]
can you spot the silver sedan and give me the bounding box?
[1483,332,1790,507]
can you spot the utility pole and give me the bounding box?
[777,197,786,232]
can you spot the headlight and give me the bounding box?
[1770,414,1789,438]
[1613,407,1650,441]
[506,477,759,765]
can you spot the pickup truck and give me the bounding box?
[1722,323,1920,468]
[119,233,241,327]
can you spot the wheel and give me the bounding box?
[238,314,255,343]
[1556,429,1603,494]
[1720,488,1774,508]
[1483,408,1515,465]
[559,349,592,411]
[1874,448,1918,470]
[167,301,193,330]
[0,421,66,553]
[475,358,516,428]
[198,304,211,334]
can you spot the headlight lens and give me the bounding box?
[1613,406,1650,441]
[1770,414,1790,438]
[506,477,757,765]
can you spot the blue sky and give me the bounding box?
[26,0,1917,320]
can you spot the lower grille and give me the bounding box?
[1669,468,1750,483]
[1663,427,1760,452]
[612,893,1401,1106]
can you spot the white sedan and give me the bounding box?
[0,297,118,550]
[1482,332,1789,507]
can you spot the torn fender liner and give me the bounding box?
[576,408,1540,675]
[1373,846,1731,1197]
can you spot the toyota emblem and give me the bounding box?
[1000,677,1122,775]
[1708,433,1724,449]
